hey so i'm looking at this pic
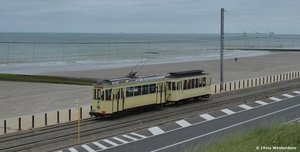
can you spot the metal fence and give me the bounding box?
[211,71,300,94]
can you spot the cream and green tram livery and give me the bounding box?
[89,75,167,117]
[165,70,211,102]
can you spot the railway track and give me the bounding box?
[0,78,299,152]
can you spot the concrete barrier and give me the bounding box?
[1,70,300,135]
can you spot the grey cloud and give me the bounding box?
[0,0,299,33]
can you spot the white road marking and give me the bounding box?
[285,117,300,124]
[148,126,165,135]
[93,142,107,150]
[151,103,300,152]
[113,137,128,144]
[68,148,78,152]
[199,114,215,120]
[282,94,294,98]
[255,100,268,105]
[293,91,300,94]
[82,144,95,152]
[238,104,253,110]
[175,120,192,127]
[269,97,282,102]
[220,109,235,115]
[103,139,119,146]
[122,135,138,141]
[131,132,147,138]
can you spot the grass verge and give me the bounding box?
[194,123,300,152]
[0,73,95,86]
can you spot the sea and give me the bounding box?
[0,33,299,74]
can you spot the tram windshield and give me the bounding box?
[94,88,104,100]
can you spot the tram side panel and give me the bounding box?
[166,75,211,102]
[124,81,166,109]
[111,81,166,114]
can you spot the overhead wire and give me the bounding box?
[225,10,282,46]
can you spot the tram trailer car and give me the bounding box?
[89,70,211,117]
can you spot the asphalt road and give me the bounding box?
[149,97,300,152]
[100,94,300,152]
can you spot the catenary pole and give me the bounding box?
[220,8,225,91]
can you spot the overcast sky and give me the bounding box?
[0,0,299,34]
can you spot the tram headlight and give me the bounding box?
[97,106,100,109]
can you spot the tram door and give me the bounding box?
[156,83,164,104]
[115,88,124,112]
[112,88,124,112]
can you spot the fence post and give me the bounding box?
[19,117,21,130]
[247,80,249,88]
[280,74,282,81]
[293,72,295,79]
[80,107,82,119]
[69,109,71,121]
[57,111,60,124]
[90,106,93,117]
[215,85,217,93]
[45,113,47,126]
[32,115,34,128]
[234,82,236,90]
[230,82,231,91]
[4,120,7,134]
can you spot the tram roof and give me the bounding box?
[167,70,208,78]
[95,75,165,86]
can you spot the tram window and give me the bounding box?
[126,87,133,97]
[134,86,141,96]
[191,79,195,89]
[183,80,187,90]
[202,77,206,87]
[199,78,202,87]
[195,78,199,88]
[177,82,181,90]
[150,84,156,93]
[95,89,101,100]
[114,91,119,100]
[167,82,171,90]
[142,85,149,95]
[100,91,104,100]
[105,90,112,100]
[187,80,190,89]
[172,82,176,90]
[93,89,97,99]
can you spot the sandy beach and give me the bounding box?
[42,52,300,84]
[1,51,300,119]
